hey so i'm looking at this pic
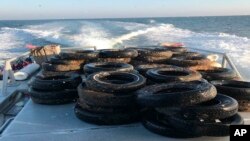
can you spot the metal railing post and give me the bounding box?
[222,55,227,68]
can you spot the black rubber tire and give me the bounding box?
[74,104,140,125]
[136,81,217,107]
[29,73,82,91]
[77,83,137,107]
[86,71,146,93]
[142,111,201,138]
[199,68,237,81]
[84,62,134,74]
[60,50,99,59]
[157,94,238,120]
[77,99,137,114]
[31,97,75,105]
[146,67,202,83]
[136,64,176,75]
[41,70,80,77]
[42,62,81,72]
[167,56,211,67]
[49,57,85,65]
[211,80,250,99]
[98,58,131,63]
[99,49,138,58]
[168,113,244,136]
[28,87,78,100]
[138,48,173,57]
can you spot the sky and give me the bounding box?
[0,0,250,20]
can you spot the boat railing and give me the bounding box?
[1,45,243,97]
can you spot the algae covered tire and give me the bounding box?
[86,71,146,93]
[136,81,217,107]
[74,104,140,125]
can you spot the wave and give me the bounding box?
[0,20,250,79]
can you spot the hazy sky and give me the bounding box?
[0,0,250,20]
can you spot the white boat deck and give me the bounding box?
[1,99,250,141]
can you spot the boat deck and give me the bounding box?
[1,99,250,141]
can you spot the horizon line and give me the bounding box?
[0,14,249,21]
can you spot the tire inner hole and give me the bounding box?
[101,75,135,84]
[158,70,189,76]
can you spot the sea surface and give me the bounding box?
[0,16,250,79]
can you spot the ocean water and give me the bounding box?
[0,16,250,79]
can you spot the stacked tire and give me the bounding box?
[83,62,135,76]
[130,48,173,66]
[42,50,98,76]
[144,67,202,84]
[98,49,138,63]
[211,80,250,111]
[28,72,82,104]
[75,71,146,125]
[136,81,243,138]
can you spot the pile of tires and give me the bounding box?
[83,62,135,76]
[75,71,146,125]
[41,50,98,76]
[130,48,173,66]
[136,81,243,138]
[28,72,82,104]
[98,49,138,63]
[211,80,250,112]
